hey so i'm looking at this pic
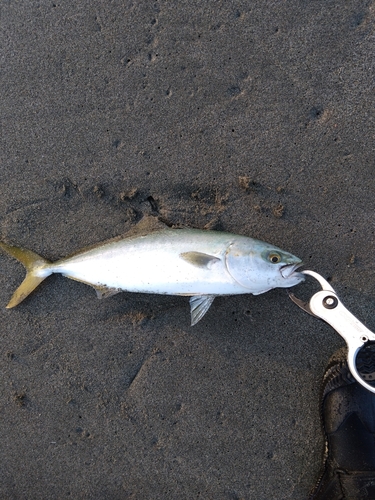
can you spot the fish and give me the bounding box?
[0,216,304,325]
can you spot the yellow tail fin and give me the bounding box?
[0,242,52,308]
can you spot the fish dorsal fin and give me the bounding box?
[189,295,215,325]
[127,215,168,236]
[63,216,169,260]
[180,252,220,269]
[93,285,122,299]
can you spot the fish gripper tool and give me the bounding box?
[289,270,375,394]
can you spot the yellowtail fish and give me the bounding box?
[0,217,304,325]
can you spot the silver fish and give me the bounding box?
[0,217,304,325]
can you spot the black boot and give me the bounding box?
[310,346,375,500]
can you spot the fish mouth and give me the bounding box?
[280,262,303,279]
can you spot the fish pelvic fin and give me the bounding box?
[0,242,52,308]
[189,295,215,326]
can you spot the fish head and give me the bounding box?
[226,238,304,294]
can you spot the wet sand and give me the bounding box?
[1,1,375,498]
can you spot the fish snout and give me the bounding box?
[280,262,303,280]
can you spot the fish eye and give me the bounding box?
[269,253,281,264]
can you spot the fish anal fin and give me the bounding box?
[62,275,121,300]
[93,285,121,300]
[180,252,220,269]
[189,295,215,326]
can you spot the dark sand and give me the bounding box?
[1,1,375,498]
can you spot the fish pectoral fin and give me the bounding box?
[93,285,122,300]
[180,252,220,269]
[189,295,215,326]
